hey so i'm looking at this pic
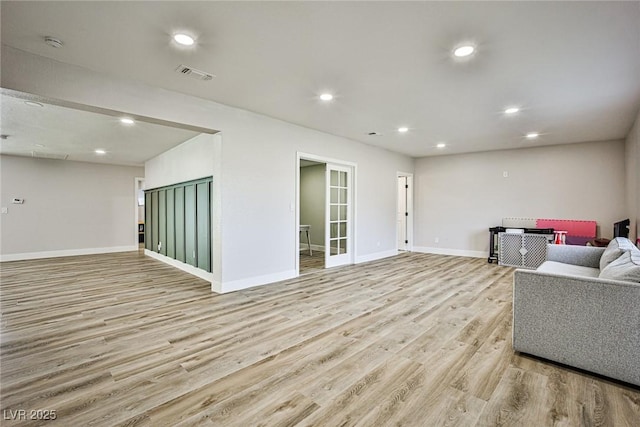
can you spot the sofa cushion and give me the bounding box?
[600,237,636,270]
[537,261,600,278]
[599,251,640,283]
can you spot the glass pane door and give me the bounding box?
[325,164,351,268]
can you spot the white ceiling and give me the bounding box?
[0,93,201,166]
[1,1,639,158]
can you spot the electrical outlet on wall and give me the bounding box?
[503,171,509,178]
[434,237,439,244]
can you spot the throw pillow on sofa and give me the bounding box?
[599,250,640,283]
[600,237,637,271]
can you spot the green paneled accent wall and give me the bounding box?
[158,190,167,255]
[145,192,152,251]
[151,191,159,253]
[175,187,185,263]
[166,189,175,259]
[144,177,212,273]
[184,184,197,267]
[196,182,211,272]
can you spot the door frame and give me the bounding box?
[134,177,145,247]
[296,152,357,276]
[397,172,414,251]
[325,163,352,268]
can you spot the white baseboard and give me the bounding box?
[144,250,214,283]
[0,245,139,262]
[413,246,488,259]
[219,269,297,293]
[145,252,296,294]
[355,249,399,264]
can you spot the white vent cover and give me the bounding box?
[31,151,69,160]
[175,65,215,81]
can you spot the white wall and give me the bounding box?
[625,109,640,243]
[2,47,414,292]
[0,155,143,260]
[300,164,325,248]
[414,140,626,257]
[145,133,218,189]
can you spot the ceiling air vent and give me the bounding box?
[175,64,215,81]
[31,151,69,160]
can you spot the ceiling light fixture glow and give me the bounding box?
[95,149,106,155]
[319,93,334,101]
[173,33,195,46]
[120,118,135,125]
[504,107,519,114]
[398,127,409,133]
[453,45,475,57]
[436,143,446,148]
[25,101,44,108]
[526,132,539,139]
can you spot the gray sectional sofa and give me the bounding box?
[513,237,640,386]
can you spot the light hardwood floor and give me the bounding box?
[299,250,324,275]
[1,251,638,426]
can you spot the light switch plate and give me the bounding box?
[1,207,7,214]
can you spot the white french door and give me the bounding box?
[325,164,352,268]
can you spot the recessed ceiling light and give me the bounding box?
[44,36,63,48]
[25,101,44,107]
[319,93,334,101]
[505,107,519,114]
[120,118,135,125]
[436,142,446,148]
[95,149,106,155]
[526,132,539,139]
[398,127,409,133]
[173,33,195,46]
[453,45,475,57]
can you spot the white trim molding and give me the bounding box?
[0,245,139,262]
[144,249,214,283]
[355,249,399,264]
[219,269,297,293]
[413,246,488,259]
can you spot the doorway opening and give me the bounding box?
[297,153,356,276]
[299,159,325,275]
[397,173,413,251]
[135,177,145,250]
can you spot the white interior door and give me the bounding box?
[325,164,351,268]
[397,176,407,250]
